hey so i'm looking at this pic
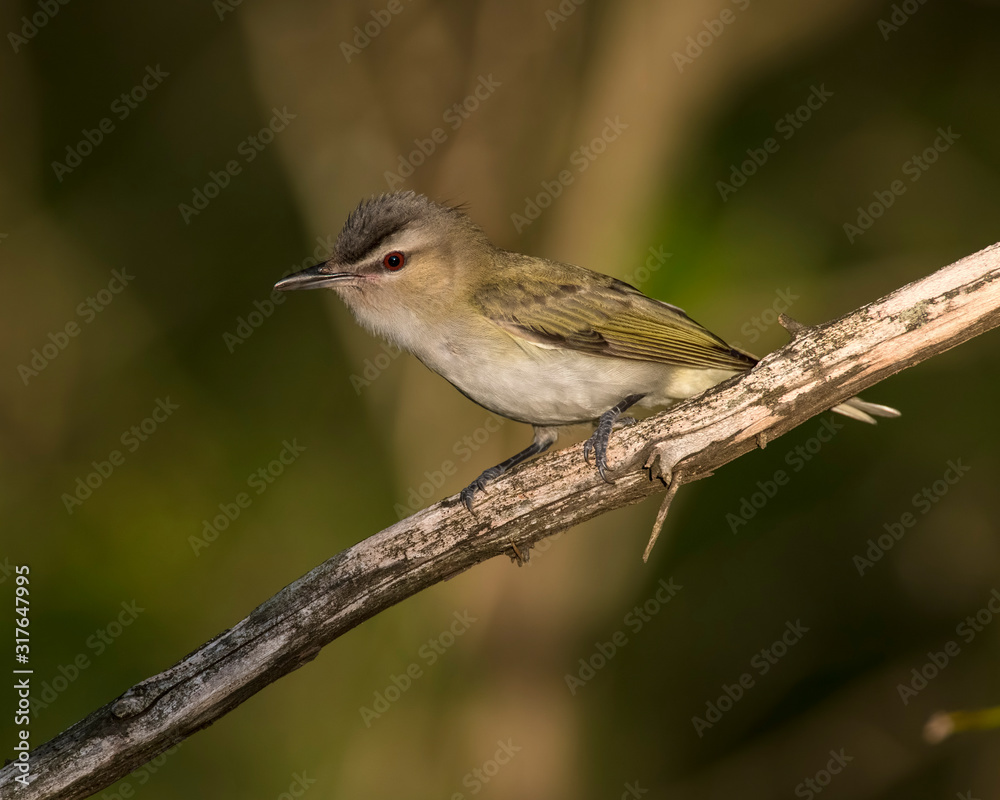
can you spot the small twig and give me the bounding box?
[643,469,686,562]
[778,313,810,337]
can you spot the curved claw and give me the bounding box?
[458,433,556,517]
[460,484,480,515]
[461,467,503,514]
[583,426,614,484]
[582,396,645,484]
[461,476,488,514]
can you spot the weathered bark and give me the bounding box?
[4,242,999,800]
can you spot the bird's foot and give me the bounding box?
[460,466,504,514]
[458,429,557,515]
[583,396,644,483]
[583,412,627,483]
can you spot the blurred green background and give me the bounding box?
[2,0,999,797]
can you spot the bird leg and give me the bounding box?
[583,394,645,483]
[460,426,558,514]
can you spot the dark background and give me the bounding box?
[2,0,999,797]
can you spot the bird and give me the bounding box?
[275,191,899,513]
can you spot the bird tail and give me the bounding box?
[831,396,901,425]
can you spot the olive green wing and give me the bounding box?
[474,260,755,371]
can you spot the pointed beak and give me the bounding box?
[274,262,355,292]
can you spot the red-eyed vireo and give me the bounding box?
[275,191,898,512]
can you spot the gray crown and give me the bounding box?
[334,191,471,264]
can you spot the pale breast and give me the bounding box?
[417,333,735,425]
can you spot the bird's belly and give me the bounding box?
[453,359,633,425]
[421,341,736,426]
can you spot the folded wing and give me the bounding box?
[474,259,755,372]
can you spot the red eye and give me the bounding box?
[383,251,405,271]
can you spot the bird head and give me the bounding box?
[275,192,494,340]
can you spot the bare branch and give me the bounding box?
[4,242,1000,800]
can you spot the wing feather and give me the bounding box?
[473,258,755,372]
